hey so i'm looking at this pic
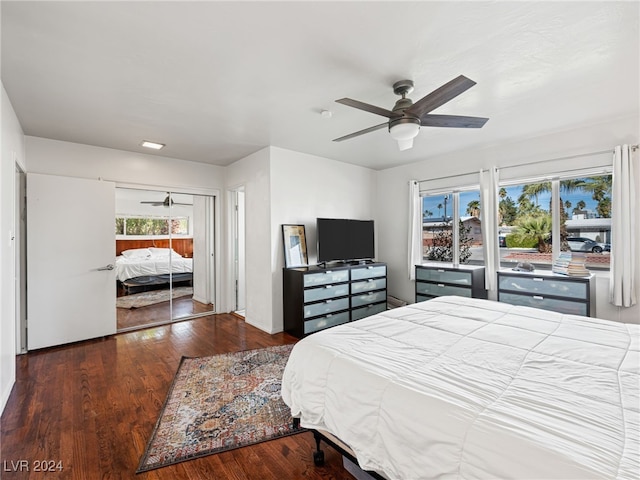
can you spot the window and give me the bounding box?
[115,216,189,236]
[498,173,612,270]
[421,189,483,265]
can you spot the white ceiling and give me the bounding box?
[2,1,638,170]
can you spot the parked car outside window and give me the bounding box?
[566,237,606,253]
[546,236,607,253]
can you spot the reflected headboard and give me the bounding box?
[115,238,193,258]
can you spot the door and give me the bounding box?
[27,173,116,350]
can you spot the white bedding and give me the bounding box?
[281,296,640,479]
[114,255,193,282]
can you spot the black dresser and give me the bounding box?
[283,262,387,338]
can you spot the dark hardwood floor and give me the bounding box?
[116,283,214,331]
[0,314,353,479]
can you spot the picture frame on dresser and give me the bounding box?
[282,224,308,267]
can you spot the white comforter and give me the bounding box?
[114,255,193,282]
[282,296,639,479]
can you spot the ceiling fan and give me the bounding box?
[140,193,193,207]
[333,75,488,151]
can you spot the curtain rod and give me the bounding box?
[418,144,637,184]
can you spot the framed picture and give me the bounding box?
[282,224,308,268]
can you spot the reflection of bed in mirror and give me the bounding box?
[115,239,193,294]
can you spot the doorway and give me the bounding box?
[232,188,246,317]
[115,188,217,331]
[15,164,27,353]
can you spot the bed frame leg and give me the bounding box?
[312,430,325,466]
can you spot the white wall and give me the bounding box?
[376,114,640,323]
[270,147,377,332]
[224,146,376,334]
[26,136,226,190]
[225,148,273,332]
[1,84,26,412]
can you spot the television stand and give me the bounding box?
[353,259,374,265]
[283,262,387,337]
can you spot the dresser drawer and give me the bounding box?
[499,292,588,316]
[498,275,588,300]
[303,269,350,287]
[351,277,387,294]
[304,311,350,335]
[416,282,471,298]
[351,302,387,321]
[416,267,472,285]
[304,297,350,319]
[352,290,387,308]
[304,283,350,303]
[351,265,386,280]
[416,294,434,303]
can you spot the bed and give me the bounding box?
[281,295,639,479]
[115,247,193,293]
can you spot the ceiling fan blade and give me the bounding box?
[420,114,489,128]
[333,122,388,142]
[140,201,163,205]
[335,98,402,119]
[405,75,477,119]
[173,202,193,206]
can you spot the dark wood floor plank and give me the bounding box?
[0,314,355,479]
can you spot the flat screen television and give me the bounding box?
[317,218,375,263]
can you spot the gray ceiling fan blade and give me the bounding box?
[420,114,488,128]
[333,122,388,142]
[335,98,402,119]
[405,75,476,119]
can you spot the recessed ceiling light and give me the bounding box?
[141,140,165,150]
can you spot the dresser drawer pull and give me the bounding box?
[438,283,445,287]
[326,314,332,317]
[367,279,374,282]
[437,269,445,273]
[325,300,332,304]
[367,266,374,269]
[325,285,332,289]
[533,295,544,300]
[325,270,332,274]
[533,278,544,282]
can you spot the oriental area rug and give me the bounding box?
[116,286,193,309]
[137,344,302,473]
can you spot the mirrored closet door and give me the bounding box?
[115,188,215,331]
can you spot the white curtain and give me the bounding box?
[610,145,637,307]
[480,167,500,293]
[408,180,422,280]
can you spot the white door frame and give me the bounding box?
[14,160,27,354]
[232,188,246,312]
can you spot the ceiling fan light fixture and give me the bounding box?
[389,120,420,151]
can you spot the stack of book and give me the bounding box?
[552,251,590,277]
